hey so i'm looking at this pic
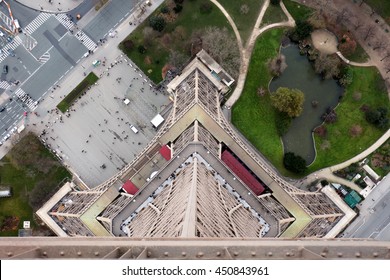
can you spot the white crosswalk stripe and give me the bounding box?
[75,31,98,51]
[14,88,38,111]
[24,13,52,35]
[38,52,50,64]
[0,81,10,89]
[54,13,75,30]
[0,36,22,63]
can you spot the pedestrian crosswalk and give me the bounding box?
[38,52,50,64]
[53,13,98,52]
[23,13,52,35]
[14,88,38,111]
[0,80,10,90]
[54,13,74,30]
[0,36,21,63]
[75,30,98,52]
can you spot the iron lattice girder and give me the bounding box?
[0,238,390,259]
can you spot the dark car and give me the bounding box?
[3,65,8,74]
[0,106,5,112]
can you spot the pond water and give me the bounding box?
[269,44,343,165]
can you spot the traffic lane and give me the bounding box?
[69,0,101,19]
[0,100,24,139]
[8,0,39,27]
[83,0,138,41]
[21,44,82,101]
[3,45,38,83]
[29,17,69,59]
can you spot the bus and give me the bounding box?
[14,19,22,33]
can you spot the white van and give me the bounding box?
[129,125,138,134]
[14,19,22,33]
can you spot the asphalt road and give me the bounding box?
[342,174,390,240]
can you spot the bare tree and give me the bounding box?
[373,40,388,51]
[336,8,350,24]
[352,18,364,31]
[385,63,390,74]
[363,25,376,41]
[380,50,390,61]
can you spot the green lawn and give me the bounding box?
[57,72,99,113]
[120,0,234,84]
[0,133,71,236]
[232,28,293,175]
[261,2,288,27]
[217,0,264,45]
[309,67,390,173]
[284,0,313,20]
[364,0,390,25]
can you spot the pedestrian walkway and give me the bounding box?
[54,14,75,30]
[14,88,38,111]
[75,31,98,51]
[0,81,10,90]
[23,13,52,35]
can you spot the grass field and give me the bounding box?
[57,72,99,113]
[284,0,313,20]
[0,133,71,236]
[232,28,292,175]
[261,2,288,27]
[217,0,264,45]
[120,0,234,84]
[309,67,390,173]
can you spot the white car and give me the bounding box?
[129,125,138,134]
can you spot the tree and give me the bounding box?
[350,124,363,137]
[363,25,375,41]
[138,45,146,54]
[372,40,388,51]
[201,27,240,78]
[275,112,292,136]
[338,34,357,56]
[353,92,362,101]
[123,39,135,52]
[149,15,166,32]
[270,87,305,118]
[270,0,280,5]
[200,2,213,14]
[168,50,188,69]
[283,152,307,174]
[142,27,157,47]
[314,54,341,79]
[314,125,327,138]
[365,107,389,129]
[322,108,338,123]
[173,4,183,13]
[268,54,288,77]
[291,20,313,41]
[240,4,249,15]
[380,51,390,61]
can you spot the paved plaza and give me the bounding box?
[28,51,170,187]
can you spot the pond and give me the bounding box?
[269,44,343,165]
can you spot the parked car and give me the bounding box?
[3,65,8,74]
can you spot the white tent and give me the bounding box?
[151,114,164,128]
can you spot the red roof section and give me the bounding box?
[122,180,139,195]
[159,145,171,161]
[221,150,265,195]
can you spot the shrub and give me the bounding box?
[123,39,135,52]
[173,4,183,13]
[275,112,292,136]
[322,108,338,124]
[350,124,363,137]
[240,4,249,15]
[160,5,169,14]
[320,180,329,186]
[283,152,307,174]
[200,2,213,14]
[365,107,389,129]
[270,0,280,5]
[314,125,327,138]
[149,15,166,32]
[138,45,146,54]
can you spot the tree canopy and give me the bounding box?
[283,152,307,174]
[271,87,305,118]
